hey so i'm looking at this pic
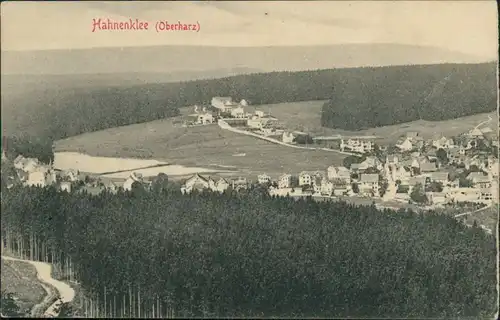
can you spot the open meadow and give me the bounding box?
[247,101,497,144]
[54,118,344,178]
[1,258,46,315]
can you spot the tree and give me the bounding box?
[459,178,473,188]
[54,299,74,318]
[351,182,359,194]
[151,173,169,193]
[343,155,365,169]
[436,148,448,164]
[293,135,314,145]
[364,167,379,174]
[1,290,20,317]
[426,181,443,192]
[410,183,427,204]
[378,179,389,197]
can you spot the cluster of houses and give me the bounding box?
[179,127,499,207]
[2,153,153,195]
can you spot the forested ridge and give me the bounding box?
[1,185,496,318]
[321,62,497,130]
[3,62,495,143]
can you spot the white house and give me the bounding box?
[360,156,383,171]
[340,139,373,153]
[396,138,413,151]
[230,106,246,118]
[196,113,214,124]
[181,174,209,194]
[466,172,491,189]
[467,128,484,138]
[240,99,249,107]
[299,172,313,186]
[211,97,234,110]
[278,174,292,189]
[320,178,334,196]
[359,174,380,196]
[25,166,56,187]
[231,177,248,191]
[432,136,454,149]
[327,166,351,182]
[62,169,80,182]
[487,157,499,176]
[282,132,295,144]
[392,165,412,184]
[123,172,144,191]
[258,174,272,184]
[60,181,72,192]
[254,110,265,118]
[209,177,229,193]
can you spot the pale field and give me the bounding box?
[54,119,345,178]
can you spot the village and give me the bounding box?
[2,96,499,211]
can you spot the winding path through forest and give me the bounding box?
[1,254,75,317]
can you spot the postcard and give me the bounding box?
[1,1,498,318]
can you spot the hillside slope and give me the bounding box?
[321,62,497,130]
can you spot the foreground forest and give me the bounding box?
[321,62,497,130]
[1,184,496,318]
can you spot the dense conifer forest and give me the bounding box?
[321,62,497,130]
[1,184,496,318]
[3,62,495,142]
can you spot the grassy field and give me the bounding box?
[54,118,344,178]
[1,258,46,316]
[246,101,497,144]
[54,100,496,177]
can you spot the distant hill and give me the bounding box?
[1,43,486,76]
[0,68,263,98]
[321,62,497,130]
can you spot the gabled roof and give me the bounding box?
[360,174,379,183]
[467,172,490,183]
[408,176,426,186]
[430,172,449,181]
[420,162,437,172]
[187,173,209,183]
[212,96,232,102]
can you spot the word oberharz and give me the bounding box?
[155,21,200,32]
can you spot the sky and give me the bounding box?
[0,1,498,60]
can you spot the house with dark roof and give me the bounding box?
[420,162,437,173]
[430,172,449,184]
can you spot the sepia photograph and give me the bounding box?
[1,0,498,318]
